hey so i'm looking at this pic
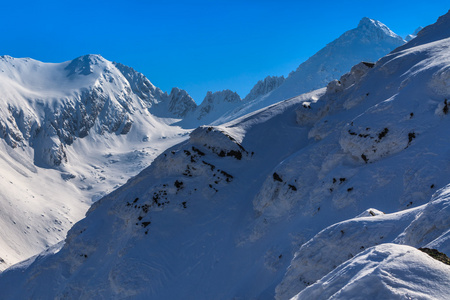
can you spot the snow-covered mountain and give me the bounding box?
[0,54,195,270]
[0,16,402,270]
[1,10,450,299]
[212,17,406,124]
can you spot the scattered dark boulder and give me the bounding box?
[361,154,369,163]
[362,61,375,68]
[408,132,416,145]
[288,184,297,191]
[377,128,389,141]
[202,160,216,171]
[273,172,283,182]
[192,146,205,156]
[227,150,242,160]
[220,170,233,182]
[174,180,184,189]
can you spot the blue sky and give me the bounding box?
[1,1,449,103]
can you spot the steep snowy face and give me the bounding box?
[355,17,401,40]
[112,61,166,104]
[282,17,405,97]
[243,75,285,102]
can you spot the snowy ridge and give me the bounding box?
[276,206,421,299]
[292,244,450,300]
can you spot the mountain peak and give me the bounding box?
[405,27,424,42]
[65,54,106,76]
[356,17,402,40]
[357,17,376,28]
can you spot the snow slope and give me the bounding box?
[213,17,406,124]
[293,244,450,300]
[276,182,450,299]
[2,10,450,300]
[0,16,404,271]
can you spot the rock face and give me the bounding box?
[167,87,197,117]
[194,89,242,123]
[243,75,285,102]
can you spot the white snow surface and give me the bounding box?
[276,181,450,299]
[1,10,450,300]
[292,244,450,300]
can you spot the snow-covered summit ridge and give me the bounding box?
[356,17,402,40]
[65,54,105,76]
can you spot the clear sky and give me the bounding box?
[1,1,449,103]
